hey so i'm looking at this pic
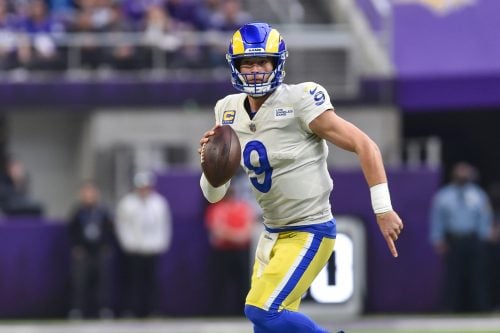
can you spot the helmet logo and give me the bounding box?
[245,48,266,53]
[395,0,477,15]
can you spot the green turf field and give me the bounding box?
[0,316,498,333]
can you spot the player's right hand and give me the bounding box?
[198,124,221,155]
[376,210,403,258]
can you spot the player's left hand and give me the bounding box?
[376,210,403,258]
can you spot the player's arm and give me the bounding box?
[198,124,230,203]
[309,109,404,258]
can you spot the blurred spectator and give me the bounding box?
[160,0,216,69]
[164,0,198,30]
[141,3,182,68]
[210,0,252,32]
[0,155,43,216]
[0,0,21,70]
[142,4,173,42]
[103,1,142,70]
[16,0,66,70]
[67,180,115,319]
[487,182,500,310]
[10,0,31,17]
[0,0,254,71]
[115,171,172,318]
[49,0,77,24]
[204,185,256,316]
[121,0,165,31]
[70,0,120,69]
[430,162,493,313]
[205,0,252,67]
[193,0,220,31]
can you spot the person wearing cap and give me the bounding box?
[115,171,172,317]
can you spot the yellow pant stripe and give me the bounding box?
[246,231,335,312]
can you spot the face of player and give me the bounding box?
[239,57,274,84]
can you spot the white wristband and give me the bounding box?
[370,183,393,214]
[200,173,230,203]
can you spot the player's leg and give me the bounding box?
[244,230,335,333]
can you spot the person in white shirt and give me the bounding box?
[115,171,172,317]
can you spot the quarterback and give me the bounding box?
[199,22,403,333]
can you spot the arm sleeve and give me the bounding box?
[297,82,334,130]
[115,198,135,252]
[478,191,493,240]
[429,195,446,244]
[200,173,230,203]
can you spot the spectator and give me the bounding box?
[210,0,252,32]
[49,0,77,24]
[205,0,253,67]
[193,0,221,31]
[17,0,66,70]
[161,1,207,70]
[164,0,198,30]
[121,0,166,31]
[430,162,493,312]
[0,155,43,216]
[141,3,182,68]
[0,0,21,70]
[204,186,256,316]
[67,180,115,319]
[486,182,500,310]
[70,0,120,69]
[103,2,142,70]
[115,171,172,318]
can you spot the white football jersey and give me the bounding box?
[214,82,334,228]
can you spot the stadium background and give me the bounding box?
[1,0,500,331]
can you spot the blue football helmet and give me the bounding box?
[226,22,288,97]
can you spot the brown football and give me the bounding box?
[201,125,241,187]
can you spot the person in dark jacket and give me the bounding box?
[67,180,115,319]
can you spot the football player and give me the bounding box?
[198,22,403,333]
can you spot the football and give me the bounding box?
[201,125,241,187]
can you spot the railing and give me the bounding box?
[0,25,359,97]
[403,136,442,168]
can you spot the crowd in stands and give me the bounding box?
[0,0,252,71]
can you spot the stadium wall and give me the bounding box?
[0,168,441,318]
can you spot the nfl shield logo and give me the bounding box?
[249,123,256,132]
